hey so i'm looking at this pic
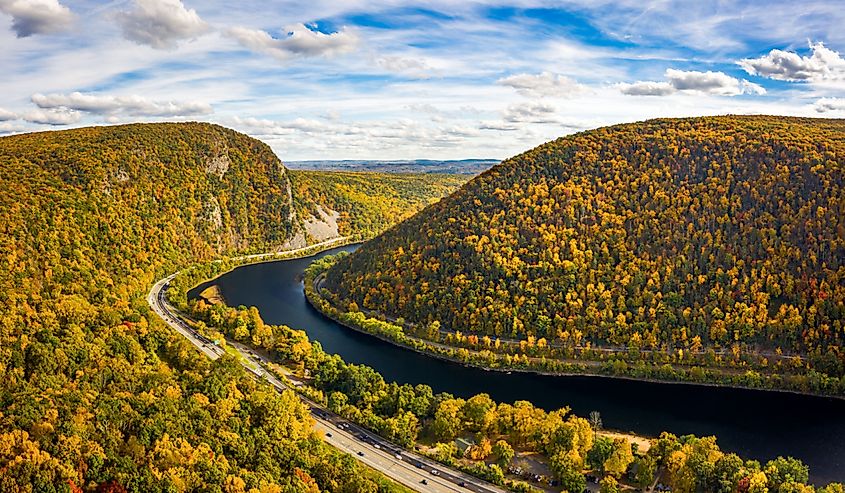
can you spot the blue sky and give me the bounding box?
[1,0,844,160]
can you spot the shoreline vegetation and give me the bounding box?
[169,244,842,493]
[307,253,845,400]
[165,236,356,307]
[168,241,546,492]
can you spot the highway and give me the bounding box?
[146,240,508,493]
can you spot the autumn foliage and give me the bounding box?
[291,170,467,240]
[0,123,409,492]
[326,116,845,382]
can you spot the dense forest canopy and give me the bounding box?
[325,116,845,379]
[290,170,467,240]
[0,123,413,492]
[186,286,843,493]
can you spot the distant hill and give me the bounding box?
[324,116,845,385]
[286,158,499,175]
[291,170,467,240]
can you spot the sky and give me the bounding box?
[1,0,844,160]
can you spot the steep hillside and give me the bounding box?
[291,170,468,240]
[324,116,845,386]
[0,124,407,491]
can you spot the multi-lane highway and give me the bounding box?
[146,241,508,493]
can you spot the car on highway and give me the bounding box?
[430,469,439,476]
[395,454,402,460]
[357,451,364,457]
[325,432,332,437]
[420,479,428,485]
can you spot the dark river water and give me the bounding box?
[189,245,845,484]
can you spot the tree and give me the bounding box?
[566,416,594,458]
[587,436,614,473]
[747,470,770,493]
[426,320,441,340]
[469,438,493,460]
[492,440,514,466]
[463,393,496,432]
[550,450,585,493]
[388,411,420,447]
[777,483,816,493]
[589,411,603,437]
[635,455,657,489]
[713,453,744,493]
[604,439,634,478]
[327,391,348,413]
[817,484,845,493]
[487,464,506,485]
[434,442,458,462]
[662,435,725,493]
[765,457,809,491]
[432,398,464,441]
[600,476,619,493]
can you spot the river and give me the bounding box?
[189,245,845,484]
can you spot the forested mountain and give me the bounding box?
[291,170,467,240]
[324,116,845,384]
[0,123,410,491]
[287,159,497,174]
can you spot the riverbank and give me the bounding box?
[178,244,650,452]
[306,257,844,400]
[182,243,845,484]
[166,236,357,311]
[151,248,505,493]
[179,247,845,489]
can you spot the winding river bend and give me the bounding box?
[189,245,845,484]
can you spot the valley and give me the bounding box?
[4,2,845,492]
[188,245,845,487]
[1,119,842,493]
[150,240,506,493]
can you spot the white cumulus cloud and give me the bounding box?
[229,115,478,152]
[739,79,767,95]
[0,0,73,37]
[478,121,518,131]
[665,69,747,95]
[0,107,17,121]
[503,101,558,124]
[739,42,845,83]
[32,92,213,117]
[118,0,208,49]
[814,97,845,113]
[619,69,766,97]
[497,72,585,97]
[618,81,675,96]
[23,108,80,125]
[227,23,359,62]
[376,56,431,78]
